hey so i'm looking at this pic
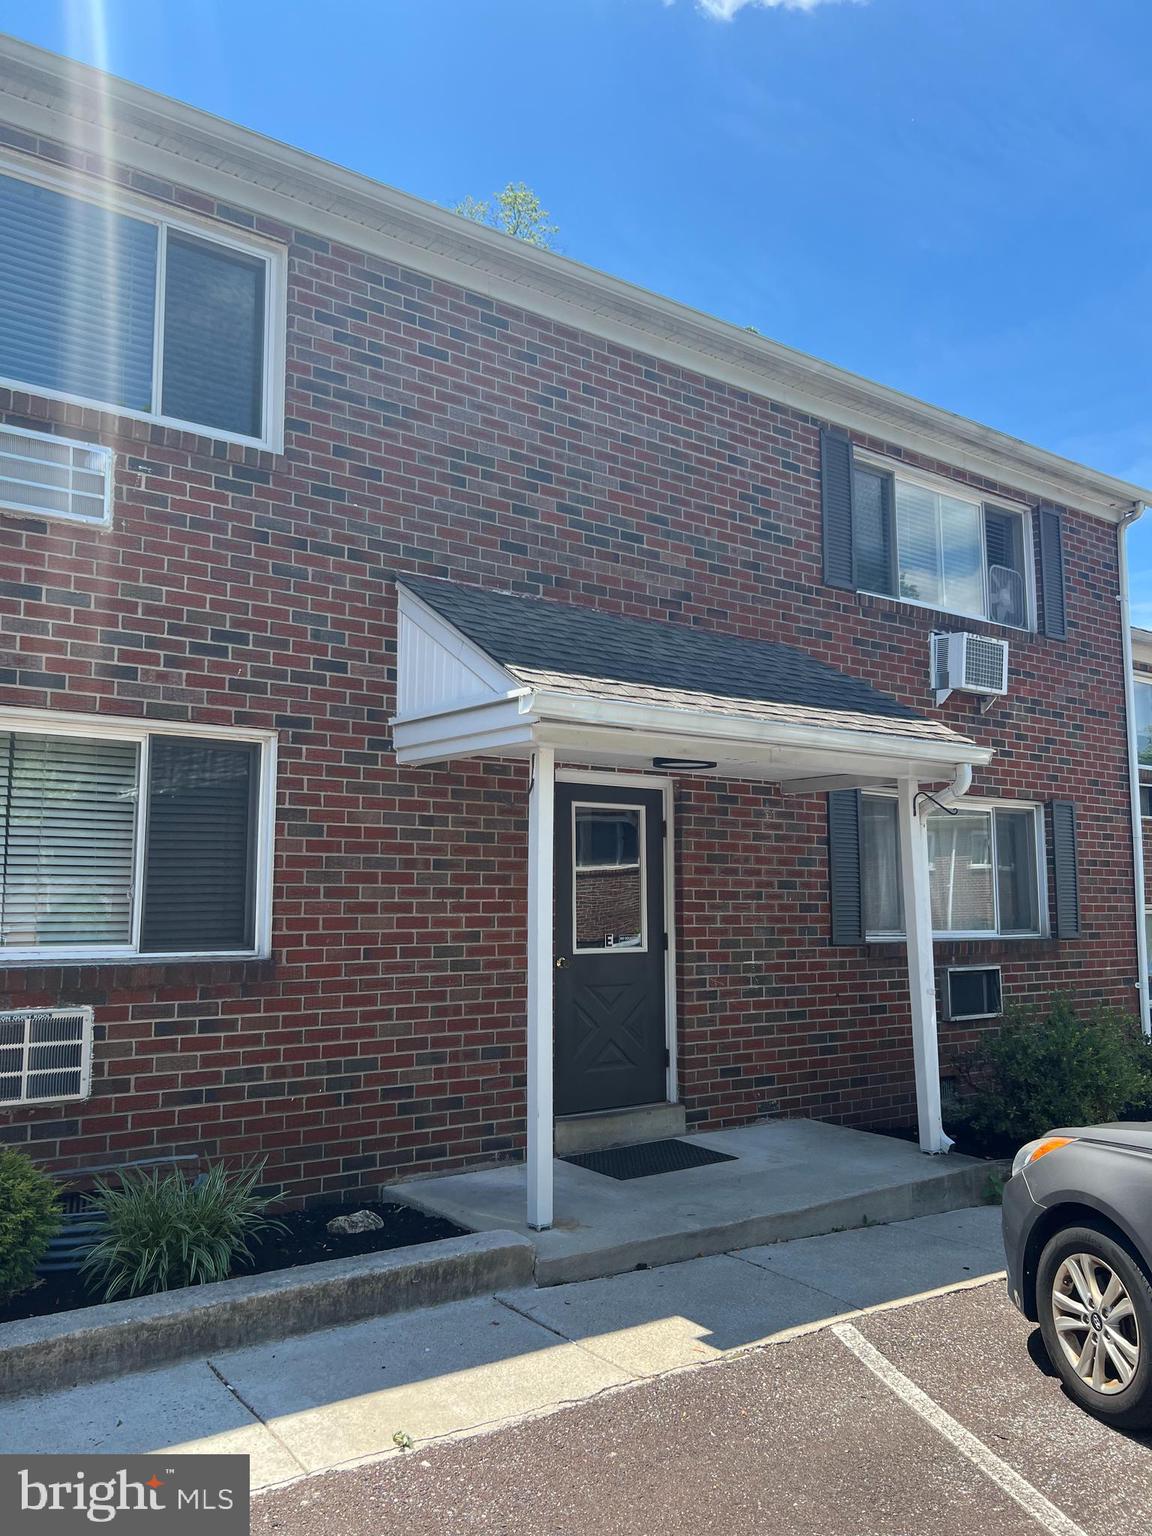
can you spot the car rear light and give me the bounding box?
[1011,1136,1075,1177]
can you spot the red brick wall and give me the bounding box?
[0,130,1140,1198]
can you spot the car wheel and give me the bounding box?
[1036,1224,1152,1429]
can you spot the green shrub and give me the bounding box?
[80,1160,284,1301]
[0,1148,61,1303]
[953,996,1152,1148]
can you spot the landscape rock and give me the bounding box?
[327,1210,385,1236]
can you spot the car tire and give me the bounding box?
[1037,1223,1152,1429]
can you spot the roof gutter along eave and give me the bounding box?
[529,688,994,772]
[0,37,1149,521]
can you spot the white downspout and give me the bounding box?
[929,762,973,813]
[898,762,973,1155]
[1118,502,1151,1037]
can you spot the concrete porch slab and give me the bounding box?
[391,1120,999,1285]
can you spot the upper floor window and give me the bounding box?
[851,463,1032,629]
[0,716,275,964]
[0,167,281,448]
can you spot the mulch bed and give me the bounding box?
[0,1200,467,1325]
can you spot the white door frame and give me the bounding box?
[556,769,678,1106]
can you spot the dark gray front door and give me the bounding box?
[554,783,667,1116]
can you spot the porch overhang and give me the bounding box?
[390,580,991,786]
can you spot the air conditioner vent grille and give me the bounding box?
[0,1007,93,1104]
[931,631,1009,700]
[0,427,112,526]
[964,634,1009,692]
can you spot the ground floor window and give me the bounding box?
[862,795,1045,940]
[0,715,275,963]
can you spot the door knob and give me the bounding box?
[555,956,569,969]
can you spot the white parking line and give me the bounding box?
[832,1323,1088,1536]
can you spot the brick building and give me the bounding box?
[0,39,1147,1225]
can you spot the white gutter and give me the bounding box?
[529,689,994,771]
[1119,502,1151,1036]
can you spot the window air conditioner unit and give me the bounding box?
[941,966,1003,1023]
[932,632,1009,706]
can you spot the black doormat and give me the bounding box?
[564,1138,737,1181]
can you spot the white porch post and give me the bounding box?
[896,778,951,1154]
[526,746,556,1229]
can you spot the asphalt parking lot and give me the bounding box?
[253,1281,1152,1536]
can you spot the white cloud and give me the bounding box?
[694,0,858,18]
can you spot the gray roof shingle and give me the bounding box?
[400,577,974,746]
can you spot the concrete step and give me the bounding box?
[554,1102,687,1157]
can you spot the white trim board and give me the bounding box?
[0,37,1146,521]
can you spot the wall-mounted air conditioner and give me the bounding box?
[932,632,1009,706]
[941,966,1003,1023]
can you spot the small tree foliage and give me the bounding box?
[452,183,559,249]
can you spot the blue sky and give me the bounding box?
[4,0,1152,615]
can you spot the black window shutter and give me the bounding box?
[1049,800,1081,939]
[828,789,864,945]
[821,427,856,591]
[1037,506,1068,639]
[140,737,260,953]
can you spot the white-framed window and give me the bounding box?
[0,160,285,451]
[0,1006,93,1105]
[1135,679,1152,818]
[852,458,1034,630]
[0,711,276,965]
[862,794,1046,940]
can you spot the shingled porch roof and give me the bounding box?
[391,577,989,784]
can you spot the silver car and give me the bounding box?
[1003,1123,1152,1428]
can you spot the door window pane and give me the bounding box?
[0,732,138,947]
[574,807,643,951]
[995,808,1040,934]
[927,810,996,933]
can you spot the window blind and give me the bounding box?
[0,732,138,948]
[0,172,157,412]
[140,737,258,953]
[161,233,265,439]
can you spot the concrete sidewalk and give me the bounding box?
[0,1207,1006,1491]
